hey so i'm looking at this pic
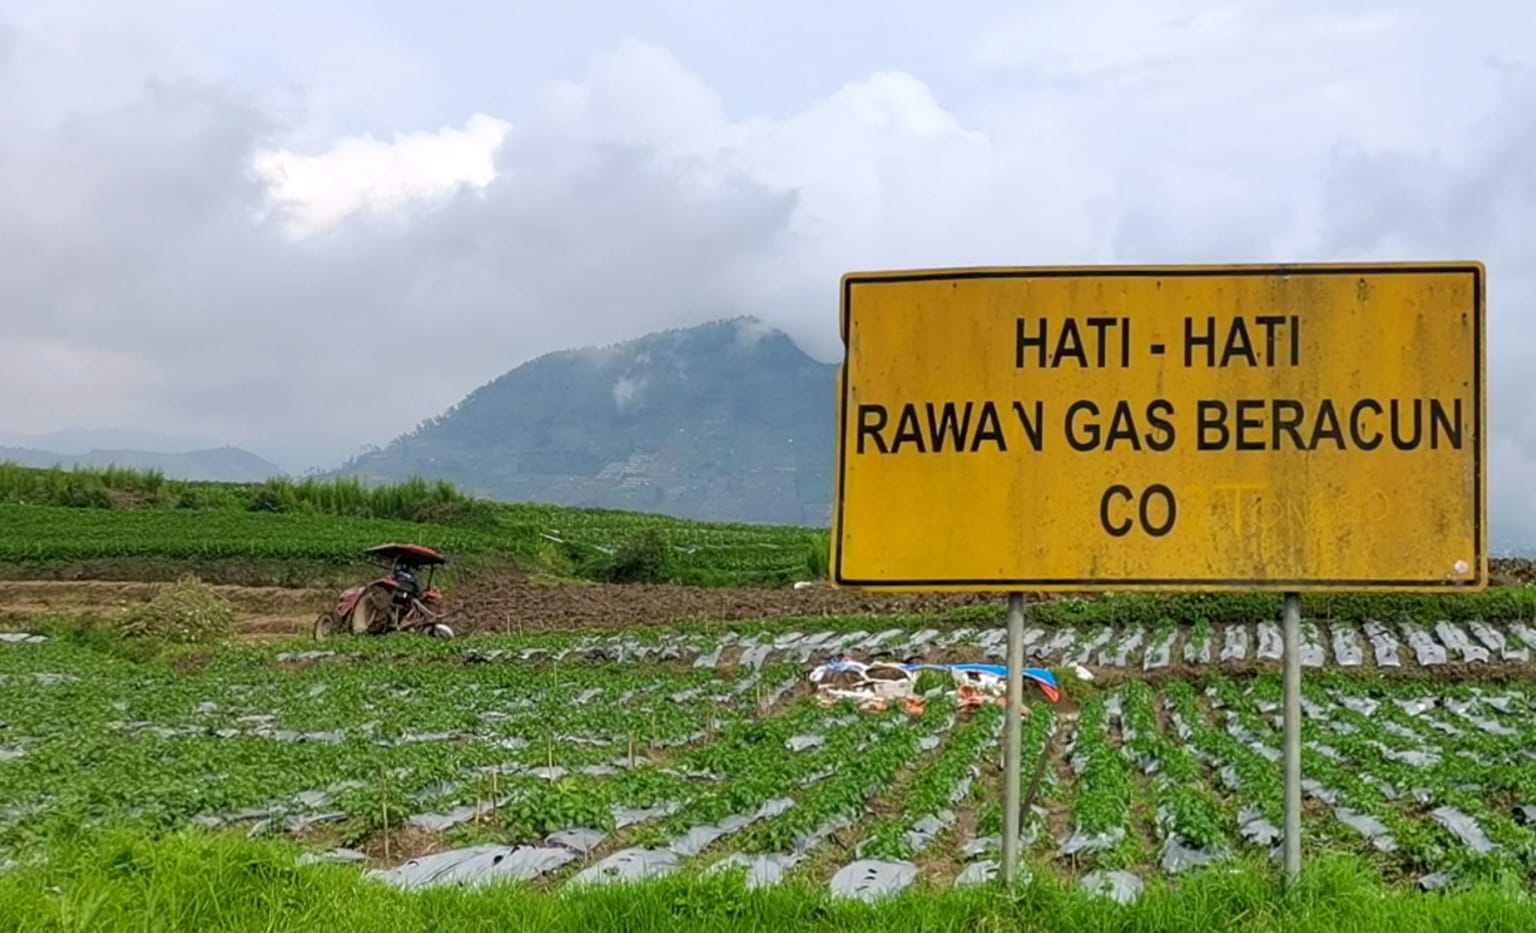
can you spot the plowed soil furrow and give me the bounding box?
[0,578,1021,634]
[0,580,330,612]
[442,581,1008,633]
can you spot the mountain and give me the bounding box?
[0,428,224,453]
[334,317,837,526]
[0,445,286,483]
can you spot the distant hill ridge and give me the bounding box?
[333,317,837,526]
[0,444,285,483]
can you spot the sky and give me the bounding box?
[2,0,1535,540]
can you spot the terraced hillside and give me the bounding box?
[0,464,828,586]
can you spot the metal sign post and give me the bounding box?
[1001,591,1025,884]
[1282,591,1302,883]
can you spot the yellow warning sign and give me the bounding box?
[832,263,1486,592]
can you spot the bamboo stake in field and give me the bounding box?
[1017,711,1057,866]
[380,761,391,862]
[474,773,483,827]
[492,766,501,829]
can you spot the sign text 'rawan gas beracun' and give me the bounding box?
[831,264,1485,592]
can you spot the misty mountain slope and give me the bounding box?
[334,318,838,525]
[0,446,284,482]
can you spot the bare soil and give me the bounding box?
[0,580,329,616]
[441,578,1008,634]
[359,826,451,866]
[5,557,1534,639]
[0,577,1016,638]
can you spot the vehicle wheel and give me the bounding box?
[355,585,394,635]
[313,613,336,640]
[429,623,455,639]
[348,596,371,635]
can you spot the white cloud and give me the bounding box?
[251,113,511,238]
[536,39,728,157]
[732,316,777,350]
[612,374,644,409]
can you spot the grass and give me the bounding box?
[1,828,1533,932]
[0,462,814,542]
[0,462,487,523]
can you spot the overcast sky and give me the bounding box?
[2,1,1535,539]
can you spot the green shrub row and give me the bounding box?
[0,462,492,527]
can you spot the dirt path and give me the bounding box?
[0,580,329,612]
[0,577,1014,637]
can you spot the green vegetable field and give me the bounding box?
[6,613,1536,929]
[0,464,832,594]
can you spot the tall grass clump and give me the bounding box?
[599,527,672,584]
[0,462,129,508]
[804,530,830,580]
[0,462,494,526]
[247,475,484,524]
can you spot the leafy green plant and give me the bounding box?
[1069,694,1132,840]
[803,533,829,580]
[1120,681,1226,852]
[602,528,671,584]
[861,701,997,862]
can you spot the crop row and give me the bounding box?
[0,462,815,546]
[0,504,503,562]
[1118,682,1229,861]
[9,631,1536,898]
[497,619,1536,683]
[0,504,814,582]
